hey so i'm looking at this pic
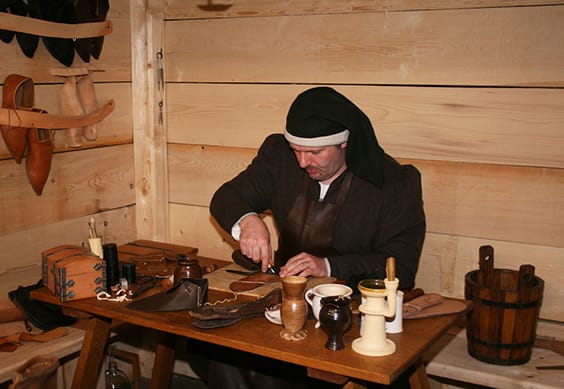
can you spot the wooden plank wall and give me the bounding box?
[164,1,564,322]
[0,0,135,295]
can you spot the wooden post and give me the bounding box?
[130,0,169,242]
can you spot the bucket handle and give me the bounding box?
[479,245,494,288]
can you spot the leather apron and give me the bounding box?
[206,171,354,389]
[275,171,353,266]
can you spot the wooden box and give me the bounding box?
[117,240,198,278]
[42,244,105,302]
[42,245,89,293]
[54,254,106,302]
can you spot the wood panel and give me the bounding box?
[165,6,564,86]
[0,82,133,160]
[166,0,564,19]
[130,0,169,242]
[0,144,135,235]
[167,84,564,168]
[168,203,563,322]
[0,206,136,296]
[0,0,131,84]
[168,144,564,248]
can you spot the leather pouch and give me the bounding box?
[126,278,208,312]
[8,280,75,332]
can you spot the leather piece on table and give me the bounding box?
[229,272,281,292]
[404,294,472,319]
[205,263,335,298]
[126,278,208,312]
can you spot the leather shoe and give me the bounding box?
[25,114,54,196]
[1,74,34,164]
[28,0,75,67]
[10,0,40,58]
[74,0,110,62]
[9,355,58,389]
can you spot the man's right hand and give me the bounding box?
[238,214,273,272]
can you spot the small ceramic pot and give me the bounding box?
[319,295,353,350]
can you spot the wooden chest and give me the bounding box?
[41,245,105,302]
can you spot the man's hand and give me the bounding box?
[239,214,272,272]
[279,252,328,278]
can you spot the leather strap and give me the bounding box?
[0,99,114,129]
[0,13,112,39]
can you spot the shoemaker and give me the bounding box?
[211,86,425,290]
[193,86,426,388]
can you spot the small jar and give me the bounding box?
[174,253,202,281]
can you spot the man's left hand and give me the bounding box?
[279,252,328,278]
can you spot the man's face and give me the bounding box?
[289,142,347,183]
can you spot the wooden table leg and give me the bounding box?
[150,332,176,389]
[71,316,112,389]
[408,360,431,389]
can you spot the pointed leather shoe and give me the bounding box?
[1,74,34,163]
[10,0,40,58]
[26,117,54,196]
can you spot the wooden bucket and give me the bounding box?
[464,245,544,365]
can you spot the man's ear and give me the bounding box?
[340,142,348,149]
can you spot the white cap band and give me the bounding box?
[283,128,350,147]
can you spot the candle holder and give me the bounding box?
[352,257,399,356]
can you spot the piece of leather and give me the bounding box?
[126,278,208,312]
[403,293,444,317]
[19,326,68,342]
[29,0,75,67]
[1,74,34,163]
[190,288,282,329]
[275,171,352,267]
[0,100,115,130]
[403,294,472,319]
[229,272,281,292]
[25,122,53,196]
[8,280,76,331]
[231,249,261,271]
[9,355,59,389]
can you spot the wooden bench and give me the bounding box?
[426,322,564,389]
[0,326,86,384]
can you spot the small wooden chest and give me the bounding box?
[42,245,105,302]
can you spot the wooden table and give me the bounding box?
[32,256,463,389]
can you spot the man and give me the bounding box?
[211,86,425,291]
[200,87,426,389]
